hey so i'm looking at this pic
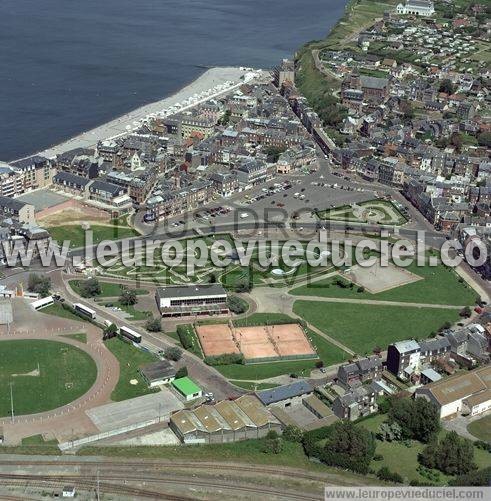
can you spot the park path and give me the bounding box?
[290,295,464,310]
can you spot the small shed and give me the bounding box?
[140,360,176,387]
[172,377,203,401]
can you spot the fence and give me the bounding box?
[58,413,172,451]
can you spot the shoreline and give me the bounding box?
[15,66,256,162]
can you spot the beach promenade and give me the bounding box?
[32,66,257,160]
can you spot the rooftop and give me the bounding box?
[172,377,202,397]
[255,381,313,406]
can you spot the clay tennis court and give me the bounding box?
[196,323,316,361]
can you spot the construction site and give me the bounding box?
[195,322,318,363]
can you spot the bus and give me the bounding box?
[120,325,142,344]
[31,296,54,311]
[73,303,96,320]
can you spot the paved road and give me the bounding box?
[290,295,464,310]
[53,270,242,401]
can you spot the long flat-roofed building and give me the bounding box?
[415,365,491,419]
[169,395,281,444]
[155,284,228,318]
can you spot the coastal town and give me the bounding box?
[0,0,490,497]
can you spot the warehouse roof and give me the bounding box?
[418,366,491,405]
[255,381,313,406]
[140,360,175,382]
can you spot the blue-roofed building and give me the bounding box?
[255,381,313,408]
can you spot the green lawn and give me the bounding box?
[291,262,477,306]
[78,439,323,471]
[358,414,491,484]
[294,301,460,354]
[42,303,87,322]
[103,301,151,321]
[467,414,491,442]
[104,337,159,401]
[69,280,149,298]
[216,359,316,380]
[165,331,181,344]
[0,340,97,416]
[61,332,87,344]
[233,313,296,327]
[49,224,138,249]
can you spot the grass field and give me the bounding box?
[102,301,152,321]
[291,262,477,306]
[358,414,491,484]
[42,303,87,322]
[467,414,491,443]
[104,337,159,401]
[78,440,329,473]
[69,280,149,298]
[293,301,460,354]
[0,340,97,416]
[50,224,138,249]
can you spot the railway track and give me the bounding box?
[0,459,329,483]
[0,473,321,500]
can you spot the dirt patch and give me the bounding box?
[346,262,422,294]
[196,323,316,361]
[38,202,112,227]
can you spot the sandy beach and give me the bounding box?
[32,66,255,160]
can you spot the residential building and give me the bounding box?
[332,385,378,421]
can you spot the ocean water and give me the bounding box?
[0,0,346,160]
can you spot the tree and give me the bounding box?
[119,289,137,306]
[282,425,304,443]
[439,79,456,94]
[450,132,463,151]
[389,398,440,443]
[449,467,491,486]
[164,346,183,362]
[234,278,251,293]
[175,366,188,379]
[459,306,472,318]
[419,432,475,475]
[477,131,491,148]
[103,322,118,340]
[377,466,403,484]
[262,434,284,454]
[377,421,403,442]
[227,295,247,314]
[27,273,51,297]
[145,317,162,332]
[323,421,376,473]
[79,277,101,298]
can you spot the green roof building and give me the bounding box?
[172,377,203,401]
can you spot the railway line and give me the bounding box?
[0,458,330,483]
[0,472,322,500]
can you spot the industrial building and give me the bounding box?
[415,365,491,418]
[169,395,281,443]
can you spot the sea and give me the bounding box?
[0,0,347,161]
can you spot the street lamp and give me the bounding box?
[9,381,14,424]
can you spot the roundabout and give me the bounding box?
[0,339,97,417]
